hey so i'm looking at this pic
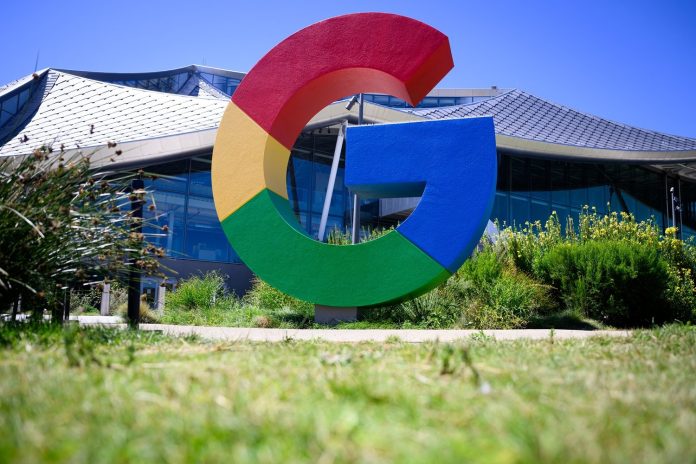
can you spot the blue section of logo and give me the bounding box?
[345,118,498,272]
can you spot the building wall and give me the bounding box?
[492,153,670,231]
[138,137,696,295]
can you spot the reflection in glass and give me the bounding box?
[491,155,670,231]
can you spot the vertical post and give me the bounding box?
[670,187,676,229]
[678,178,683,239]
[100,283,111,316]
[315,95,364,323]
[351,93,364,245]
[11,298,18,322]
[665,175,670,231]
[157,284,166,311]
[62,285,71,323]
[317,121,347,242]
[127,177,144,329]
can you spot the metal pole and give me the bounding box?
[678,178,683,239]
[664,175,670,230]
[317,121,347,241]
[127,177,144,329]
[62,284,71,323]
[11,298,18,322]
[351,93,364,244]
[671,187,676,229]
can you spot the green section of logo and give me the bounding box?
[221,189,450,307]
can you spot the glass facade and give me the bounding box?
[88,65,493,110]
[286,130,389,239]
[105,71,241,97]
[361,94,491,109]
[286,130,349,236]
[108,72,194,95]
[198,72,241,96]
[492,154,669,231]
[142,157,240,263]
[137,131,696,267]
[0,79,39,129]
[676,179,696,239]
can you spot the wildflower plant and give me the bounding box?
[500,205,696,326]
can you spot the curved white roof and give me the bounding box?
[1,65,696,178]
[0,70,227,162]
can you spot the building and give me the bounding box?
[2,65,696,297]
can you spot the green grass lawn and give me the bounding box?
[0,324,694,463]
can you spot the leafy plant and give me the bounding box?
[243,277,313,313]
[0,147,162,319]
[534,240,670,326]
[116,295,160,323]
[165,271,226,311]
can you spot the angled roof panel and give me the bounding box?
[410,89,696,154]
[56,65,246,98]
[1,65,696,176]
[0,71,227,158]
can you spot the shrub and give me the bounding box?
[166,271,226,311]
[391,281,461,328]
[663,266,696,323]
[456,249,554,329]
[70,286,102,314]
[160,273,317,328]
[361,248,553,329]
[243,277,312,313]
[0,148,161,319]
[481,271,553,326]
[116,295,160,323]
[500,208,696,327]
[534,240,671,327]
[160,297,246,326]
[69,282,128,315]
[107,283,128,315]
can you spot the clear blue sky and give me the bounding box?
[2,0,694,137]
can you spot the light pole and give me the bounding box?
[670,187,676,229]
[127,177,144,329]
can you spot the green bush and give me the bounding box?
[456,249,554,329]
[476,271,554,327]
[166,271,226,311]
[500,208,696,327]
[116,296,160,323]
[361,248,553,329]
[165,210,695,329]
[392,282,461,328]
[243,277,313,313]
[534,240,671,327]
[70,287,101,314]
[161,273,315,328]
[0,148,161,319]
[160,297,251,326]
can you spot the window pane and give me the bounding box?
[510,195,530,227]
[144,190,186,257]
[185,195,233,262]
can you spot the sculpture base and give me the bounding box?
[314,305,358,325]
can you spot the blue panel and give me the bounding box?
[346,118,497,272]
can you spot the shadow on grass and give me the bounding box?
[525,311,605,330]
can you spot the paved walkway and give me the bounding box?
[72,316,630,343]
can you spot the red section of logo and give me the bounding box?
[231,13,454,150]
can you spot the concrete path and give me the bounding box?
[72,316,630,343]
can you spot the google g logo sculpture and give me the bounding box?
[212,13,497,307]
